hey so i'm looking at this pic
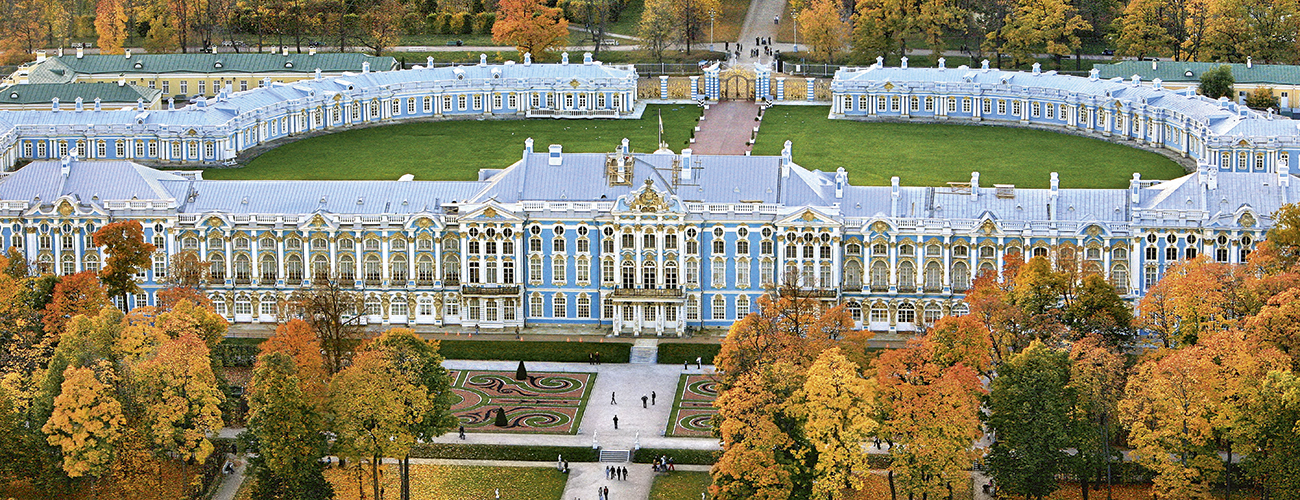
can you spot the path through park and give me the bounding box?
[691,101,761,155]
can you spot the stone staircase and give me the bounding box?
[630,339,659,364]
[599,449,631,463]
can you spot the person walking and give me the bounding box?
[606,465,612,479]
[642,395,648,408]
[604,486,610,500]
[651,391,656,405]
[611,392,617,405]
[458,426,466,439]
[597,486,604,500]
[613,415,619,429]
[620,466,627,480]
[696,357,702,369]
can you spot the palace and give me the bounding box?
[0,55,638,170]
[830,59,1300,173]
[0,139,1286,335]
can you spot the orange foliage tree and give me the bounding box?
[259,319,330,407]
[93,220,156,310]
[41,271,109,338]
[492,0,569,56]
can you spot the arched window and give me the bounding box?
[871,261,889,290]
[61,254,75,275]
[417,255,434,283]
[260,254,277,281]
[643,261,657,287]
[869,303,888,322]
[923,303,942,324]
[442,255,460,282]
[951,262,970,291]
[84,253,100,272]
[286,255,303,282]
[364,255,382,283]
[621,261,635,288]
[847,301,862,322]
[338,255,355,281]
[924,262,942,291]
[391,255,408,282]
[897,303,916,324]
[952,303,970,316]
[209,253,226,281]
[312,254,329,279]
[898,261,916,291]
[553,294,567,318]
[665,261,679,287]
[844,260,863,289]
[577,295,591,318]
[1110,264,1129,288]
[736,295,750,317]
[711,295,726,320]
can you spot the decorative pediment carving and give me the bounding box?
[629,179,669,213]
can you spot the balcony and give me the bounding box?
[779,288,838,299]
[443,274,460,287]
[612,286,685,299]
[461,285,521,296]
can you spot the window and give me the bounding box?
[1110,264,1128,287]
[736,295,750,317]
[391,99,401,115]
[1031,102,1041,117]
[473,94,483,110]
[552,256,566,283]
[712,239,724,254]
[1165,247,1177,261]
[1046,103,1054,119]
[982,99,991,114]
[952,262,970,291]
[997,100,1006,115]
[553,237,566,253]
[871,261,889,290]
[870,303,888,322]
[445,296,459,316]
[686,296,699,320]
[577,295,591,318]
[602,259,615,284]
[897,303,916,324]
[553,294,567,318]
[712,295,726,320]
[530,294,543,317]
[898,261,916,290]
[737,260,750,288]
[577,258,589,283]
[1012,100,1021,116]
[711,260,725,288]
[407,98,416,114]
[1145,266,1157,288]
[458,95,467,110]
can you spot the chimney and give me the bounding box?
[76,47,83,59]
[93,97,101,111]
[621,138,629,156]
[890,176,900,217]
[1280,162,1290,188]
[1153,78,1163,90]
[834,167,846,199]
[1129,173,1142,205]
[309,47,316,56]
[124,49,131,59]
[1032,62,1041,75]
[427,56,434,66]
[524,138,534,159]
[74,97,83,112]
[36,50,46,62]
[561,52,569,65]
[118,76,125,87]
[875,56,884,67]
[970,172,980,200]
[524,52,532,65]
[51,97,59,112]
[583,52,593,65]
[1088,68,1100,81]
[781,140,792,167]
[61,156,71,177]
[1131,74,1141,86]
[362,62,370,73]
[1247,57,1253,69]
[137,98,144,110]
[1049,172,1059,220]
[57,47,63,57]
[548,144,563,166]
[283,46,290,56]
[900,56,908,68]
[314,68,322,79]
[981,59,989,70]
[1050,172,1059,197]
[1151,59,1157,70]
[479,53,488,66]
[681,149,693,180]
[168,97,175,110]
[938,57,945,70]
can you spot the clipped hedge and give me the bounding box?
[632,448,719,465]
[213,337,265,367]
[656,343,721,365]
[410,443,599,462]
[437,339,632,363]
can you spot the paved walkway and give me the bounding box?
[734,0,786,65]
[690,101,761,155]
[210,453,247,500]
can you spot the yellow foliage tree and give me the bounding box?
[791,348,878,499]
[42,362,126,479]
[131,332,224,465]
[492,0,570,56]
[330,349,431,500]
[95,0,129,55]
[796,0,849,63]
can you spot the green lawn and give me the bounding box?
[649,471,713,500]
[211,104,702,181]
[753,106,1187,189]
[657,342,721,365]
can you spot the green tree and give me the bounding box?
[636,0,676,61]
[1064,274,1134,347]
[247,351,334,500]
[1241,370,1300,499]
[329,349,431,500]
[985,341,1077,500]
[92,220,156,310]
[1199,65,1235,100]
[1067,334,1126,499]
[369,328,457,500]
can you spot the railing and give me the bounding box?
[461,285,520,295]
[526,109,619,118]
[780,288,838,298]
[634,63,708,76]
[612,286,685,298]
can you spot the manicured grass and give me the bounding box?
[753,106,1187,189]
[321,464,567,500]
[649,471,714,500]
[437,339,632,363]
[213,104,702,181]
[634,448,720,465]
[410,443,600,462]
[657,342,721,365]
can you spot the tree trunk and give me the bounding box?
[372,455,382,500]
[889,470,897,500]
[402,456,410,500]
[1225,439,1232,500]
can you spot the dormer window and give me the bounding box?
[8,92,16,99]
[214,61,223,68]
[1185,70,1194,77]
[285,61,294,68]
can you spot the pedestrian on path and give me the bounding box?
[597,486,604,500]
[622,466,627,480]
[684,360,689,370]
[604,486,610,499]
[459,426,465,439]
[589,352,594,365]
[606,465,611,479]
[652,391,656,405]
[696,357,702,369]
[611,392,617,405]
[642,395,648,408]
[613,415,619,429]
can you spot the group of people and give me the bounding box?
[652,455,675,473]
[587,351,603,365]
[606,465,628,480]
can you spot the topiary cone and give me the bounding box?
[494,407,509,427]
[515,360,528,380]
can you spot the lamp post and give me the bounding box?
[793,17,798,52]
[709,10,716,52]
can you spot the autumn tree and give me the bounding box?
[286,275,366,374]
[42,362,126,481]
[93,220,156,310]
[1240,370,1300,498]
[985,341,1078,500]
[852,0,963,61]
[157,250,211,311]
[922,315,994,376]
[797,0,849,63]
[1137,256,1231,347]
[247,351,334,500]
[790,348,877,500]
[95,0,130,54]
[131,332,224,466]
[636,0,675,61]
[360,0,406,55]
[492,0,569,56]
[41,271,109,338]
[259,319,330,407]
[329,349,431,500]
[994,0,1090,67]
[711,361,809,500]
[671,0,719,54]
[1067,334,1126,499]
[369,328,458,500]
[874,340,985,500]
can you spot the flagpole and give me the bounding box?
[658,110,664,149]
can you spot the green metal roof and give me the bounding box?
[26,52,398,83]
[1096,61,1300,86]
[1,82,163,105]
